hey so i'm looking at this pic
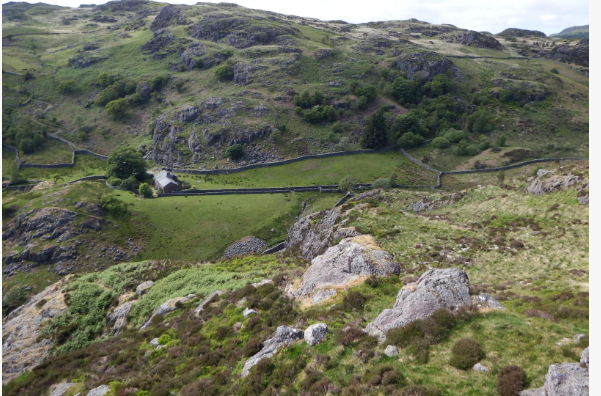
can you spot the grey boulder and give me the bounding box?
[527,170,580,195]
[304,323,328,346]
[242,326,303,376]
[365,268,471,342]
[287,235,400,305]
[87,385,110,396]
[141,294,196,329]
[193,290,223,315]
[136,281,154,295]
[384,345,399,357]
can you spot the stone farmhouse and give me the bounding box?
[153,170,181,193]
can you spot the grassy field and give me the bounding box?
[174,151,438,189]
[2,149,17,179]
[111,188,340,261]
[18,154,107,183]
[18,139,73,164]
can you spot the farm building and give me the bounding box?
[153,170,180,193]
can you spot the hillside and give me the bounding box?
[1,2,590,396]
[551,25,589,39]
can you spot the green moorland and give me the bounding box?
[3,161,588,396]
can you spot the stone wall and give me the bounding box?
[171,147,396,176]
[68,175,107,184]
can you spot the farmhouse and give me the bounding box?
[153,170,180,193]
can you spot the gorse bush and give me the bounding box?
[225,144,244,160]
[449,338,485,370]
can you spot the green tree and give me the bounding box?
[397,132,424,148]
[106,147,147,180]
[466,106,493,134]
[106,98,129,119]
[338,175,355,192]
[391,113,428,138]
[225,144,244,160]
[496,133,507,147]
[139,183,153,198]
[391,77,419,105]
[360,107,388,149]
[432,137,450,149]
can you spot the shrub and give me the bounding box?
[577,334,589,348]
[150,74,169,91]
[372,178,392,189]
[397,385,442,396]
[449,338,485,370]
[139,182,152,197]
[175,81,186,93]
[106,98,129,119]
[397,132,424,148]
[58,80,77,93]
[120,176,137,190]
[550,67,559,74]
[215,64,234,81]
[443,129,466,143]
[337,327,368,346]
[496,365,527,396]
[342,291,367,312]
[2,287,27,316]
[496,133,507,147]
[363,365,405,386]
[9,164,25,185]
[432,137,450,149]
[106,147,147,179]
[107,177,122,187]
[338,175,355,192]
[225,144,244,160]
[361,107,388,149]
[365,275,380,288]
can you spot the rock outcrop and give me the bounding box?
[194,290,224,315]
[136,281,154,295]
[499,28,546,38]
[520,348,589,395]
[68,54,109,68]
[440,30,503,50]
[87,384,110,396]
[49,382,77,396]
[241,326,303,376]
[2,278,69,383]
[410,192,464,213]
[284,206,361,261]
[287,235,400,304]
[527,169,580,195]
[141,29,174,54]
[106,301,134,336]
[150,4,186,31]
[233,62,253,85]
[223,236,268,258]
[365,268,472,342]
[394,51,461,81]
[141,294,196,329]
[304,323,328,346]
[544,40,589,67]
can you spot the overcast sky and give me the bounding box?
[2,0,589,35]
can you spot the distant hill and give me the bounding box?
[551,25,589,39]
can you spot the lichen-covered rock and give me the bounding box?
[151,115,185,167]
[287,235,400,305]
[499,28,546,38]
[243,308,258,318]
[48,382,76,396]
[527,169,580,195]
[473,363,489,372]
[179,43,206,70]
[304,323,328,346]
[2,278,70,383]
[87,384,110,396]
[394,51,461,81]
[365,268,471,342]
[284,206,361,261]
[543,363,589,396]
[472,293,503,309]
[580,347,589,366]
[223,236,268,258]
[233,62,253,85]
[68,54,109,68]
[241,326,303,376]
[141,294,196,329]
[136,281,154,295]
[194,290,224,315]
[384,345,399,357]
[315,48,335,60]
[173,105,201,122]
[410,192,464,213]
[106,302,133,336]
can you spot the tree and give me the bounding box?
[496,133,507,147]
[361,107,388,149]
[98,195,130,214]
[225,144,244,160]
[432,137,450,149]
[106,98,128,119]
[106,147,147,180]
[391,77,419,105]
[391,113,428,138]
[338,175,355,192]
[397,132,424,148]
[466,106,493,134]
[139,183,153,198]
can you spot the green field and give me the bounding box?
[18,154,107,183]
[112,188,339,261]
[175,151,438,189]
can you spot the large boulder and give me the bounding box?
[441,30,503,50]
[284,206,361,261]
[287,235,400,305]
[49,382,76,396]
[410,192,464,213]
[106,301,134,336]
[304,323,328,346]
[140,294,196,329]
[241,326,303,376]
[2,278,70,383]
[521,347,589,395]
[223,236,267,258]
[365,268,472,342]
[87,385,110,396]
[499,28,546,38]
[150,4,186,32]
[527,169,580,195]
[193,290,224,315]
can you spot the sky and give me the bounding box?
[1,0,589,35]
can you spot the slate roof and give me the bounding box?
[154,170,179,189]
